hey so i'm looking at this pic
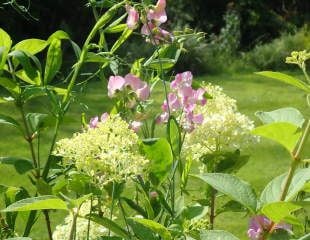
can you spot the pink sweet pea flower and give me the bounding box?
[156,112,169,124]
[100,112,109,122]
[136,82,150,101]
[248,215,292,240]
[130,121,143,132]
[194,88,207,106]
[89,116,99,128]
[171,71,193,90]
[141,22,172,45]
[124,74,150,101]
[147,0,167,23]
[126,5,139,30]
[108,76,126,98]
[192,113,204,124]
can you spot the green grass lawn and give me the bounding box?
[0,72,309,239]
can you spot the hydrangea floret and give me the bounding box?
[52,200,112,240]
[54,114,148,185]
[183,83,258,163]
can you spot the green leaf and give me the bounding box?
[110,27,133,53]
[0,28,12,70]
[141,138,173,186]
[89,214,130,239]
[252,122,302,153]
[255,71,310,93]
[9,50,38,81]
[127,218,157,240]
[167,116,181,156]
[180,204,209,221]
[0,76,21,94]
[1,195,68,212]
[260,168,310,206]
[255,107,305,128]
[0,157,33,174]
[200,230,240,240]
[44,38,62,84]
[261,202,301,223]
[13,39,47,55]
[267,229,291,240]
[147,58,176,70]
[26,112,52,133]
[85,52,109,63]
[130,218,172,240]
[0,114,22,132]
[15,70,37,85]
[193,173,257,213]
[36,179,52,195]
[47,30,70,43]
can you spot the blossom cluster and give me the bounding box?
[54,115,148,185]
[248,215,291,240]
[52,201,110,240]
[285,50,310,67]
[157,71,207,132]
[183,83,258,163]
[126,0,172,44]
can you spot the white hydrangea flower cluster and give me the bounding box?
[52,200,110,240]
[54,115,148,185]
[183,83,258,163]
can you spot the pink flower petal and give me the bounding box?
[136,82,150,101]
[130,121,143,132]
[147,0,167,23]
[192,114,204,124]
[108,76,126,98]
[100,112,109,122]
[89,116,99,128]
[126,6,139,30]
[156,112,169,124]
[124,73,143,90]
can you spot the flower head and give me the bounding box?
[248,215,292,240]
[183,83,258,163]
[147,0,167,23]
[108,76,126,97]
[157,71,206,132]
[126,5,139,30]
[54,115,148,185]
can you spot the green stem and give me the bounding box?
[118,200,132,239]
[209,188,216,230]
[43,210,53,240]
[69,210,78,240]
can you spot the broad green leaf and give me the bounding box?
[260,168,310,206]
[252,122,302,152]
[193,173,257,213]
[181,204,209,221]
[47,30,70,43]
[15,70,36,85]
[0,76,21,94]
[255,71,310,93]
[0,157,33,174]
[110,27,133,53]
[36,179,52,195]
[9,50,38,81]
[261,202,301,223]
[130,218,172,240]
[0,28,12,70]
[105,23,127,33]
[216,200,245,215]
[268,229,291,240]
[44,38,62,84]
[2,195,68,212]
[141,138,173,186]
[167,116,181,156]
[255,107,305,128]
[13,39,47,55]
[127,218,157,240]
[200,230,240,240]
[26,113,52,133]
[89,214,130,238]
[147,58,176,70]
[0,114,22,132]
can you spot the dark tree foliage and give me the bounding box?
[0,0,309,48]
